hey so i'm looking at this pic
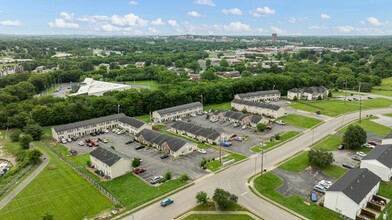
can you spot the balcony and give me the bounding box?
[357,194,390,220]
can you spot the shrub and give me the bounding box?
[164,170,172,180]
[179,173,189,182]
[10,129,22,142]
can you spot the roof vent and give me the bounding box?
[351,186,353,190]
[357,179,360,183]
[363,174,365,178]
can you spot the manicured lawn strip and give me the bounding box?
[124,80,160,90]
[206,161,222,172]
[134,114,150,123]
[370,89,392,97]
[203,102,231,111]
[377,182,392,220]
[191,202,216,211]
[0,142,114,220]
[384,113,392,117]
[277,115,322,128]
[184,214,254,220]
[314,135,342,151]
[254,173,342,220]
[251,131,300,152]
[278,151,347,179]
[224,153,247,162]
[339,117,392,137]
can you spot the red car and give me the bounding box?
[230,133,237,138]
[367,141,379,146]
[134,168,146,174]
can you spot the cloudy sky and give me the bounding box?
[0,0,391,35]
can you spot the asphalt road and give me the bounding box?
[122,107,392,220]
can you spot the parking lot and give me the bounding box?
[167,115,304,156]
[272,167,335,199]
[63,131,221,181]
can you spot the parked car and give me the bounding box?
[363,143,375,149]
[220,141,232,147]
[310,191,318,202]
[125,139,134,145]
[233,123,240,127]
[160,198,174,207]
[191,113,197,117]
[313,185,326,194]
[95,131,100,135]
[117,130,125,135]
[135,145,145,150]
[236,136,243,141]
[87,143,93,147]
[112,128,119,133]
[160,155,169,159]
[210,118,218,123]
[150,176,163,184]
[78,141,84,146]
[134,168,146,174]
[230,133,237,138]
[174,118,182,121]
[351,155,362,161]
[356,151,367,157]
[338,144,345,150]
[100,130,105,134]
[276,120,286,125]
[367,96,373,99]
[71,137,77,141]
[241,125,247,130]
[61,138,67,144]
[343,163,355,169]
[85,138,91,143]
[69,150,78,156]
[318,180,332,189]
[102,139,108,143]
[66,138,72,142]
[97,138,104,142]
[198,149,207,154]
[367,141,379,146]
[90,132,97,136]
[103,129,109,133]
[266,125,273,130]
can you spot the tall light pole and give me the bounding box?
[260,142,264,191]
[359,82,362,123]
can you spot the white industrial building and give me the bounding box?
[89,146,132,179]
[287,86,329,100]
[360,144,392,181]
[234,90,281,102]
[52,113,151,141]
[152,102,203,122]
[324,168,381,220]
[231,99,286,119]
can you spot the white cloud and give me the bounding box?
[151,18,165,25]
[224,22,251,32]
[320,13,331,20]
[194,0,215,7]
[336,25,354,33]
[288,17,307,24]
[49,19,79,29]
[148,27,158,34]
[270,26,285,34]
[0,20,21,27]
[129,1,138,5]
[222,8,242,16]
[308,25,324,30]
[367,17,389,26]
[187,11,203,17]
[110,14,148,27]
[99,24,122,32]
[251,7,275,17]
[168,19,179,28]
[60,12,73,21]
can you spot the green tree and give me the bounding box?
[206,59,212,68]
[256,123,267,132]
[19,134,33,149]
[180,173,189,182]
[212,188,238,209]
[41,213,54,220]
[220,59,229,67]
[307,149,334,167]
[27,149,43,164]
[24,120,43,141]
[274,133,280,141]
[132,158,141,168]
[86,160,92,167]
[241,70,251,77]
[293,96,298,101]
[328,90,332,98]
[10,129,22,142]
[201,70,219,81]
[196,191,209,206]
[343,125,367,149]
[164,170,172,180]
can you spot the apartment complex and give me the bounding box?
[234,90,281,102]
[171,121,223,145]
[360,145,392,181]
[213,110,265,127]
[152,102,203,122]
[287,86,329,101]
[231,99,286,119]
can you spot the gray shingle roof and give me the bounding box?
[89,146,129,167]
[136,129,189,152]
[383,132,392,139]
[118,116,146,128]
[362,144,392,168]
[231,99,281,111]
[214,110,263,124]
[236,90,280,99]
[53,113,127,132]
[155,102,202,116]
[288,86,327,94]
[327,168,380,204]
[172,121,222,141]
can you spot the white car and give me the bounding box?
[191,113,196,117]
[363,143,375,149]
[198,149,207,154]
[242,125,247,130]
[117,130,125,135]
[318,180,332,189]
[102,139,108,143]
[78,141,84,146]
[276,120,286,125]
[112,128,119,133]
[174,118,182,121]
[356,151,367,157]
[61,138,67,144]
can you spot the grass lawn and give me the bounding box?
[339,117,392,137]
[290,98,392,117]
[378,182,392,220]
[124,80,160,90]
[254,173,342,220]
[314,135,342,151]
[252,131,300,152]
[206,161,222,172]
[203,102,231,111]
[278,151,346,179]
[370,89,392,97]
[0,142,114,220]
[205,153,246,172]
[184,214,254,220]
[134,114,151,123]
[384,113,392,117]
[277,115,322,129]
[191,202,216,211]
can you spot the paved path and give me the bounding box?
[176,210,262,220]
[0,154,49,210]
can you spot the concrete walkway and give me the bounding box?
[0,154,49,210]
[176,210,262,220]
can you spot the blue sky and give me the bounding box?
[0,0,391,35]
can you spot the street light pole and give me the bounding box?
[359,82,362,123]
[260,142,264,191]
[117,104,120,114]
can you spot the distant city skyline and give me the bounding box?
[0,0,391,36]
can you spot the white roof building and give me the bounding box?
[69,78,141,96]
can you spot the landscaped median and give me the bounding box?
[276,114,322,129]
[251,131,300,152]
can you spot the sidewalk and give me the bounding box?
[175,210,262,220]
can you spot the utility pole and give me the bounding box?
[260,144,264,191]
[200,94,203,106]
[359,82,362,123]
[344,78,347,105]
[117,104,120,114]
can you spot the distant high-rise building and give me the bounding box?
[272,33,277,43]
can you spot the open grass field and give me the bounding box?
[278,151,346,179]
[124,80,160,90]
[338,117,392,137]
[184,214,254,220]
[134,114,151,123]
[290,98,392,117]
[0,142,114,220]
[203,102,231,111]
[254,173,342,220]
[369,77,392,97]
[252,131,300,152]
[277,115,322,129]
[314,135,342,151]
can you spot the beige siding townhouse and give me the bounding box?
[231,99,286,119]
[171,121,222,145]
[117,116,152,135]
[287,86,329,100]
[212,110,266,127]
[89,146,132,179]
[152,102,203,123]
[234,90,281,101]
